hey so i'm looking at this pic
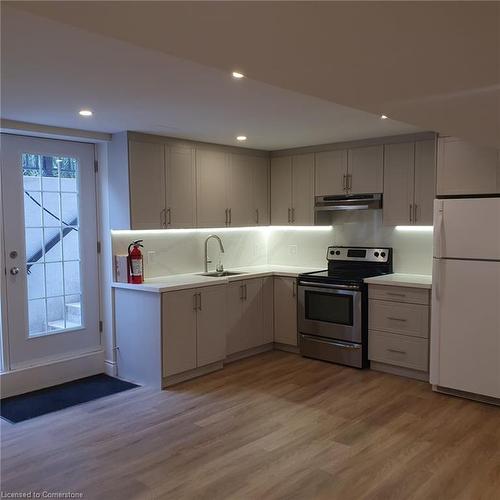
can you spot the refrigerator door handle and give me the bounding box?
[429,257,443,385]
[434,199,444,259]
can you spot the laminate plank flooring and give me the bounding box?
[1,351,499,500]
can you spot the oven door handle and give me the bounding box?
[298,281,360,291]
[301,334,361,349]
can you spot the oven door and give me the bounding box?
[298,281,362,343]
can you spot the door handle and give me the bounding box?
[256,209,259,224]
[167,208,172,226]
[10,267,20,276]
[413,204,418,223]
[409,204,413,223]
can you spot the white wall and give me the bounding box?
[111,211,433,277]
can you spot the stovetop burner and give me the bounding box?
[299,246,393,285]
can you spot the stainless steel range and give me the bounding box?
[298,246,393,368]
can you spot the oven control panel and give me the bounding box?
[327,246,391,263]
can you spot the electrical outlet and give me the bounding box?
[288,245,298,256]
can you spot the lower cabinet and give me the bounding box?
[274,276,298,346]
[226,277,273,356]
[368,284,431,380]
[162,284,227,377]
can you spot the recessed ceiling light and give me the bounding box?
[380,114,388,120]
[232,71,245,79]
[236,135,247,141]
[79,109,93,117]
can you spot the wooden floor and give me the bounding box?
[1,352,500,500]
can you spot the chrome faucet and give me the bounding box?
[204,234,225,273]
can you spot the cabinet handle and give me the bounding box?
[342,174,347,192]
[160,208,166,228]
[387,317,408,322]
[347,174,352,191]
[256,208,259,224]
[244,284,247,300]
[288,208,291,224]
[225,208,228,226]
[193,293,198,311]
[387,348,406,355]
[240,284,244,300]
[198,293,202,311]
[387,292,406,297]
[167,208,172,226]
[229,208,232,225]
[409,204,413,223]
[414,204,418,223]
[291,207,295,223]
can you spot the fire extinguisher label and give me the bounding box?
[131,259,143,276]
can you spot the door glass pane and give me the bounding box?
[22,153,82,336]
[305,291,353,325]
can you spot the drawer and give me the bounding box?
[368,285,430,305]
[369,300,429,338]
[369,330,429,372]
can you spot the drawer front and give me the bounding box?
[368,285,430,305]
[369,330,429,372]
[369,300,429,338]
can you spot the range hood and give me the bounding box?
[315,194,382,212]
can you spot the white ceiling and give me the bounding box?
[1,6,423,151]
[5,1,497,149]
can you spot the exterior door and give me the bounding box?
[1,134,100,370]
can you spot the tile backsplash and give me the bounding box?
[112,211,433,278]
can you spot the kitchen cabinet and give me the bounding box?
[196,148,229,228]
[108,132,269,230]
[163,284,226,377]
[315,149,348,196]
[274,276,298,346]
[128,140,166,229]
[165,145,197,228]
[368,284,431,380]
[228,153,270,227]
[348,145,384,194]
[437,137,500,196]
[383,140,435,226]
[270,153,314,225]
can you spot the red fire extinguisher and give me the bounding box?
[127,240,144,284]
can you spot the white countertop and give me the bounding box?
[112,265,323,293]
[363,273,432,289]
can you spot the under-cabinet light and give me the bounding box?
[395,226,433,232]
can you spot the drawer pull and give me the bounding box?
[387,317,408,322]
[387,348,406,354]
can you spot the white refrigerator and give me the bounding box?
[431,197,500,399]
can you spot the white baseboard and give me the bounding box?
[370,361,429,382]
[433,385,500,407]
[162,361,223,388]
[273,342,300,354]
[224,343,273,364]
[104,359,117,377]
[0,350,105,398]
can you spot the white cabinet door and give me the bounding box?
[292,153,315,225]
[348,145,384,194]
[241,278,264,350]
[228,153,256,227]
[437,137,500,196]
[197,285,227,366]
[271,156,293,225]
[128,140,166,229]
[274,277,297,346]
[432,259,500,398]
[383,142,414,226]
[414,139,436,225]
[315,149,348,196]
[162,289,197,377]
[226,280,246,356]
[165,145,196,228]
[253,156,270,226]
[196,148,228,228]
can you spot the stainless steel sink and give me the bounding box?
[198,271,246,277]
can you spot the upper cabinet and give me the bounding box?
[108,132,269,230]
[128,140,166,229]
[383,140,435,226]
[314,145,383,197]
[347,145,384,195]
[196,148,229,228]
[437,137,500,196]
[271,153,314,225]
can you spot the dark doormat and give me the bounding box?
[1,374,139,423]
